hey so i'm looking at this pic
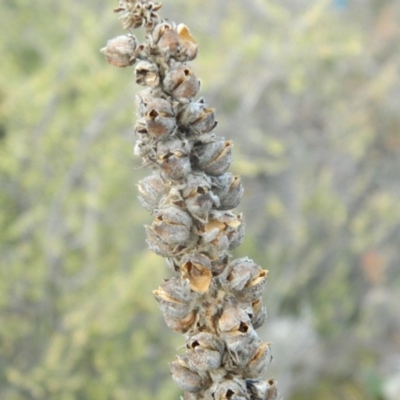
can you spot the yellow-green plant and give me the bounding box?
[102,1,279,398]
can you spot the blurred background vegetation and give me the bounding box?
[1,0,400,399]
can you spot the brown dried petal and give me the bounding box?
[101,34,137,67]
[177,23,198,61]
[170,356,209,393]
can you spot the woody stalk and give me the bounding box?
[101,1,279,399]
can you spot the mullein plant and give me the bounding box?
[101,1,279,399]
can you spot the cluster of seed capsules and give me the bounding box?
[101,1,278,399]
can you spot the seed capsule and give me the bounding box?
[153,22,180,56]
[163,310,197,333]
[199,211,244,254]
[144,98,176,138]
[191,140,232,176]
[243,342,272,378]
[157,138,191,180]
[137,173,166,213]
[211,173,244,210]
[222,258,268,302]
[101,34,137,67]
[151,206,192,245]
[135,61,160,87]
[178,99,217,135]
[180,253,212,293]
[181,173,219,223]
[218,307,259,368]
[251,299,268,330]
[163,65,200,101]
[210,379,248,400]
[153,277,194,319]
[170,355,210,393]
[135,88,155,117]
[186,332,224,371]
[246,379,278,400]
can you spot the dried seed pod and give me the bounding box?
[177,23,198,61]
[199,211,244,253]
[222,258,268,302]
[146,225,183,257]
[181,173,219,222]
[211,173,244,210]
[246,379,278,400]
[115,1,162,30]
[153,22,180,56]
[101,34,137,67]
[157,138,191,180]
[210,379,248,400]
[144,98,176,138]
[135,61,160,87]
[153,277,194,319]
[135,88,155,117]
[251,299,268,330]
[151,206,192,245]
[170,355,210,393]
[178,99,217,135]
[192,140,232,176]
[243,342,272,378]
[218,307,259,368]
[181,253,212,293]
[137,173,166,213]
[164,310,197,333]
[186,332,224,371]
[163,65,200,101]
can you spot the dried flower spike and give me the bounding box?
[102,1,279,398]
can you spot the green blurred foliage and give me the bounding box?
[1,0,400,399]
